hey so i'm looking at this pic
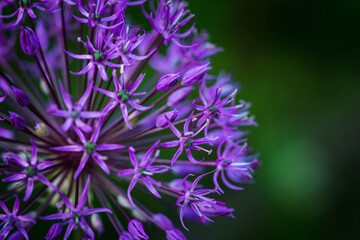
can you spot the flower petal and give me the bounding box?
[82,207,112,216]
[64,220,76,240]
[92,152,110,175]
[2,173,27,182]
[74,153,90,179]
[51,145,84,152]
[77,175,90,209]
[171,146,184,167]
[24,178,34,201]
[96,144,125,151]
[41,212,72,220]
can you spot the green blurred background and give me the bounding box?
[177,0,360,239]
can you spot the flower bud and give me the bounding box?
[11,86,30,107]
[182,63,211,86]
[157,73,180,92]
[46,223,63,240]
[117,195,132,209]
[20,26,40,56]
[9,112,26,130]
[119,232,135,240]
[132,209,147,222]
[173,164,204,176]
[156,110,179,128]
[167,87,192,106]
[153,214,173,230]
[166,229,186,240]
[168,179,193,191]
[128,219,149,240]
[91,214,104,234]
[250,159,261,168]
[196,201,234,218]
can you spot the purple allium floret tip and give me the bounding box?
[157,73,181,92]
[11,86,30,107]
[20,26,39,56]
[8,111,26,130]
[0,0,259,239]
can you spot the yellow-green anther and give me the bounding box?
[35,123,49,137]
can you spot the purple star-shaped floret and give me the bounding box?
[161,111,215,167]
[65,36,122,81]
[176,172,230,230]
[0,0,54,28]
[48,81,104,133]
[105,23,157,67]
[94,70,153,129]
[68,0,123,30]
[41,175,111,240]
[51,120,125,178]
[2,140,56,201]
[118,140,170,206]
[193,88,238,130]
[213,139,259,193]
[142,0,196,47]
[0,195,35,240]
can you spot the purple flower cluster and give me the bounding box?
[0,0,259,239]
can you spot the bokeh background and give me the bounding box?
[178,0,360,239]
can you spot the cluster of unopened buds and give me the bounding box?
[0,0,259,239]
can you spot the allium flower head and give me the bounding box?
[0,0,259,239]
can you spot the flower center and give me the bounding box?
[93,50,105,62]
[20,0,32,7]
[209,105,216,112]
[90,13,100,21]
[85,141,96,154]
[73,212,81,224]
[71,110,79,119]
[183,137,193,147]
[223,160,230,165]
[117,90,131,102]
[209,105,219,117]
[25,165,36,177]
